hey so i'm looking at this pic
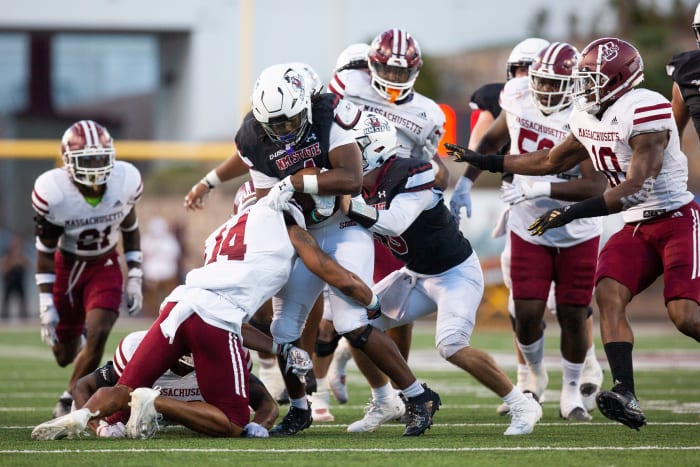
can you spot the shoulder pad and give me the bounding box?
[115,162,144,203]
[32,170,64,215]
[333,98,362,129]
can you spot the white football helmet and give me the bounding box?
[288,62,323,96]
[251,64,312,148]
[507,37,550,80]
[352,112,399,174]
[61,120,115,187]
[335,43,371,72]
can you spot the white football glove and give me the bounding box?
[267,175,295,211]
[449,176,473,222]
[310,194,336,217]
[421,125,445,161]
[243,422,269,438]
[500,180,551,205]
[126,268,144,316]
[277,343,313,383]
[96,420,126,438]
[39,292,58,346]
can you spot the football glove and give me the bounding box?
[450,176,473,221]
[310,193,336,217]
[501,181,551,205]
[277,343,313,384]
[126,268,144,316]
[444,142,504,172]
[267,175,295,211]
[528,207,572,236]
[243,422,269,438]
[96,420,126,438]
[39,292,59,346]
[421,125,444,161]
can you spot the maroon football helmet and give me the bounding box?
[233,180,256,214]
[572,37,644,114]
[529,42,580,114]
[368,29,422,103]
[61,120,115,186]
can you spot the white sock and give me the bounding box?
[517,336,545,374]
[290,396,308,410]
[371,382,396,403]
[400,381,424,399]
[585,344,596,359]
[503,386,527,407]
[516,364,529,389]
[561,358,584,390]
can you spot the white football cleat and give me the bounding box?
[580,354,604,412]
[347,395,405,433]
[310,390,335,422]
[126,387,161,439]
[504,393,542,435]
[31,408,97,440]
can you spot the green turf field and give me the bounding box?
[1,318,698,466]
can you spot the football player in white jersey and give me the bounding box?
[316,29,449,423]
[339,112,542,435]
[31,188,381,441]
[447,37,700,431]
[472,42,608,421]
[31,120,144,419]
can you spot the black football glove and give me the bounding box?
[443,143,504,172]
[528,207,573,236]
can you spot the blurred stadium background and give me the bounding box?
[0,0,698,323]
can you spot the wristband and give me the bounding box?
[35,273,56,285]
[124,250,143,263]
[302,175,319,194]
[310,210,327,223]
[562,196,609,222]
[367,294,380,311]
[202,169,222,189]
[346,198,378,229]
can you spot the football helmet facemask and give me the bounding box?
[693,1,700,48]
[352,112,399,174]
[507,38,550,80]
[61,120,115,187]
[368,29,422,103]
[529,42,580,115]
[572,37,644,115]
[252,64,312,148]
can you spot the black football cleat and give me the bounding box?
[269,403,313,436]
[596,385,647,431]
[403,384,441,436]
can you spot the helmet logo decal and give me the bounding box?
[600,41,619,62]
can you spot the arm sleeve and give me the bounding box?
[370,190,436,236]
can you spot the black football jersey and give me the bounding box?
[235,93,355,179]
[668,50,700,138]
[469,82,504,119]
[364,157,472,275]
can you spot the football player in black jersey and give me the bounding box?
[667,2,700,141]
[340,112,542,436]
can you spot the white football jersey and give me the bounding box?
[159,197,303,338]
[569,88,694,223]
[31,161,143,256]
[501,77,602,247]
[328,69,445,161]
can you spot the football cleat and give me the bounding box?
[269,403,313,436]
[403,385,441,437]
[504,393,542,435]
[347,394,406,433]
[596,385,647,430]
[309,390,335,422]
[31,408,96,440]
[126,387,162,439]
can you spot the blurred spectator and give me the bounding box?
[141,217,181,316]
[1,234,29,320]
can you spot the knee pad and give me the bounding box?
[315,333,341,357]
[437,333,470,359]
[344,325,374,349]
